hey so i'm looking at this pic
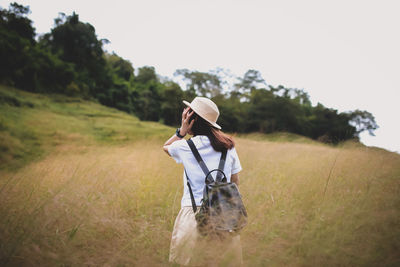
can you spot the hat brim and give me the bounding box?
[183,100,221,129]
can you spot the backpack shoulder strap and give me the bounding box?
[184,168,197,213]
[216,149,227,182]
[187,139,213,182]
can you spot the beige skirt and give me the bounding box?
[169,206,242,266]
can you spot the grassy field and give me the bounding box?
[1,86,399,266]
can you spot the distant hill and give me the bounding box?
[0,85,171,170]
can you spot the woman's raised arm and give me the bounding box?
[162,107,194,155]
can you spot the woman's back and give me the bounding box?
[168,135,242,207]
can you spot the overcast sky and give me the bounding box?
[1,0,399,152]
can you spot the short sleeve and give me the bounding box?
[168,140,185,163]
[230,147,242,174]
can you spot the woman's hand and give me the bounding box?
[180,107,195,136]
[162,107,195,155]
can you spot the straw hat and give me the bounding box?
[183,97,221,129]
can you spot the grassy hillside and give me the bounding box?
[1,86,399,266]
[0,85,171,171]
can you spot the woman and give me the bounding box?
[163,97,243,266]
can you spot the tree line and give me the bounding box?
[0,2,378,143]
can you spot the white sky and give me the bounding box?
[1,0,399,153]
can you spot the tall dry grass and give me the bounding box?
[238,139,400,266]
[0,138,399,266]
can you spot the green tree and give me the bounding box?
[235,69,266,90]
[213,93,247,132]
[0,2,35,41]
[245,88,308,134]
[0,3,74,92]
[234,69,266,100]
[135,66,158,84]
[96,53,135,112]
[105,52,134,81]
[174,69,222,97]
[131,66,163,121]
[0,2,34,88]
[40,12,109,96]
[307,104,356,143]
[348,110,378,137]
[160,81,184,126]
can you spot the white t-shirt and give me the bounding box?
[168,135,242,207]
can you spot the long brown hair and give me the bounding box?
[190,112,235,152]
